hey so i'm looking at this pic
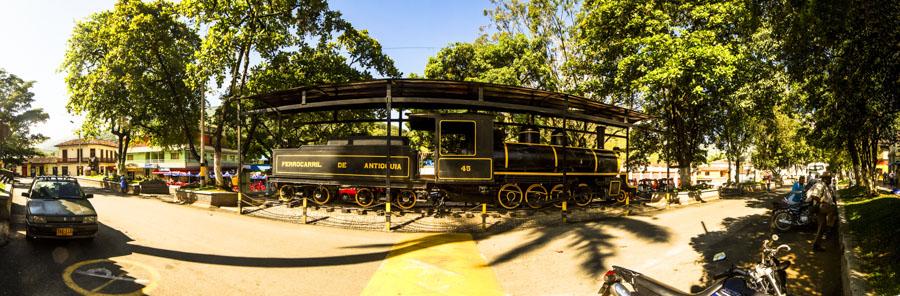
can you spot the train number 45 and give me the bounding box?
[460,165,472,172]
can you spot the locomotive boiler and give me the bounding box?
[271,112,624,210]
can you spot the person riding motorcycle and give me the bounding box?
[784,176,806,206]
[806,172,837,251]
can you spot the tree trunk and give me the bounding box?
[726,156,732,186]
[735,158,742,185]
[115,133,130,177]
[679,165,692,187]
[848,138,862,186]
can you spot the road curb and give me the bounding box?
[0,181,11,246]
[837,200,873,296]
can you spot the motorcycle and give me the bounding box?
[770,201,816,232]
[599,234,792,296]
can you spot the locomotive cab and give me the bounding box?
[408,113,495,184]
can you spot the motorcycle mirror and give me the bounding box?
[713,252,727,262]
[772,234,779,241]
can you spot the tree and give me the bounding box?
[577,0,750,186]
[763,0,900,193]
[62,0,202,176]
[425,33,555,89]
[0,69,49,166]
[182,0,400,188]
[484,0,582,94]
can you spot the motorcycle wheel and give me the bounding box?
[771,211,793,232]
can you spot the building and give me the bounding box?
[628,160,758,188]
[124,145,240,178]
[15,139,118,177]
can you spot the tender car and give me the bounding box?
[22,176,98,240]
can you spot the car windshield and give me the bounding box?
[30,181,84,199]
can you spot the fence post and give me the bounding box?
[561,201,568,223]
[302,196,308,224]
[385,200,392,232]
[481,203,487,230]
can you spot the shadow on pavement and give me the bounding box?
[1,223,147,296]
[479,216,671,276]
[688,210,841,295]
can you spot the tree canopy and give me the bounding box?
[181,0,400,187]
[0,69,49,166]
[62,0,202,175]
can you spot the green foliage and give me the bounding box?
[0,69,48,166]
[578,0,751,184]
[425,33,555,90]
[845,194,900,295]
[764,0,900,192]
[182,0,400,185]
[62,0,202,174]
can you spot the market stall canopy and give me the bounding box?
[241,79,649,128]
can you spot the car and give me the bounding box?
[22,176,98,240]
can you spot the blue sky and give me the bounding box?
[0,0,491,149]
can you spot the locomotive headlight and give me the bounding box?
[83,216,97,223]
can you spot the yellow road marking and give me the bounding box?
[90,273,125,293]
[361,233,504,296]
[62,258,160,296]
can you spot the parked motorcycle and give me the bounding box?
[770,201,816,232]
[599,235,792,296]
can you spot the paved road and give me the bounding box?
[1,179,840,295]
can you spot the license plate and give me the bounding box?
[56,228,74,236]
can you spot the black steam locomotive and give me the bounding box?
[271,113,624,209]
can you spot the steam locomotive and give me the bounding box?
[270,113,624,209]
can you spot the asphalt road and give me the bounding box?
[0,178,840,295]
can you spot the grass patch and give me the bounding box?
[838,186,872,203]
[843,192,900,295]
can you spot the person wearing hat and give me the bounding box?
[806,171,837,251]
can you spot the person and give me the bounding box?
[891,171,896,188]
[807,172,837,251]
[785,176,806,205]
[119,175,127,194]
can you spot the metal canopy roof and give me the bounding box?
[243,79,649,128]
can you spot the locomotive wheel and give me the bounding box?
[395,190,417,210]
[573,184,593,207]
[551,184,568,208]
[616,191,628,203]
[355,188,376,208]
[311,185,331,205]
[278,185,296,202]
[525,184,549,209]
[497,183,523,209]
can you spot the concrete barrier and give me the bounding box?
[175,189,238,207]
[0,180,11,244]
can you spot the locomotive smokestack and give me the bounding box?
[518,126,540,144]
[596,126,607,149]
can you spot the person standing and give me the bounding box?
[807,172,836,251]
[119,175,127,194]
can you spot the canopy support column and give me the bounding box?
[237,98,243,215]
[384,82,393,232]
